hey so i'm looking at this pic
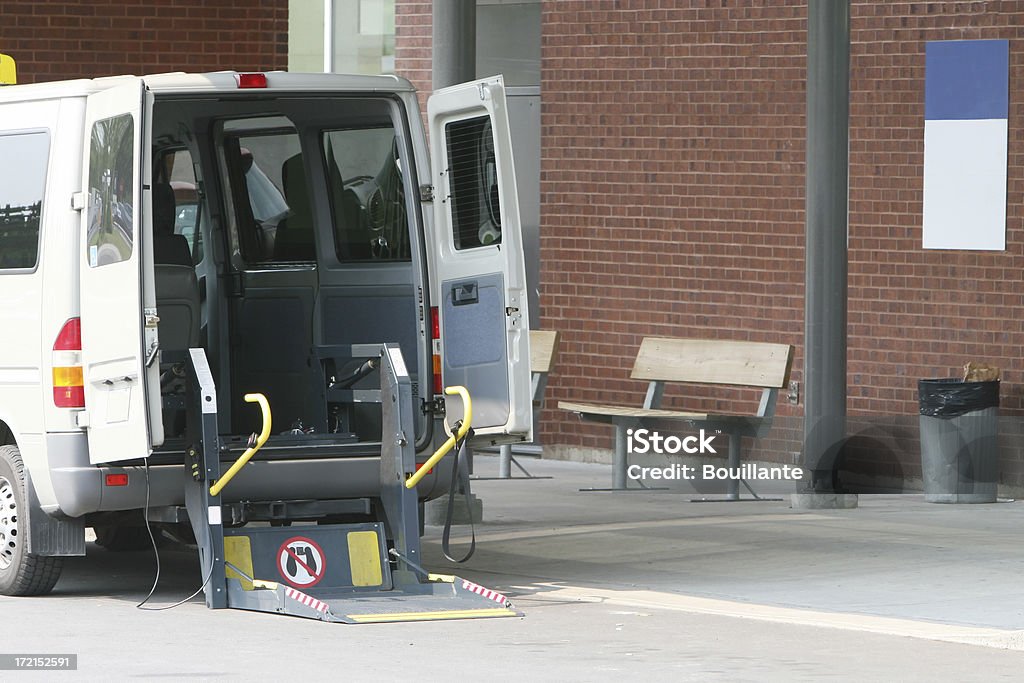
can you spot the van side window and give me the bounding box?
[86,114,135,267]
[0,131,48,270]
[445,116,501,250]
[154,149,203,264]
[222,119,313,265]
[322,127,410,262]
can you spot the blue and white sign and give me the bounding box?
[922,39,1008,250]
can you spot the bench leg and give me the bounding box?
[726,432,741,501]
[499,444,512,479]
[613,421,629,490]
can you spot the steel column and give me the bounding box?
[803,1,850,491]
[432,0,476,91]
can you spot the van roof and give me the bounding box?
[0,71,414,103]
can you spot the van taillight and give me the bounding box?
[236,72,267,89]
[431,306,442,394]
[53,317,84,408]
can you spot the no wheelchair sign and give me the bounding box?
[277,536,326,588]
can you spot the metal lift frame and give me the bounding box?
[180,343,519,622]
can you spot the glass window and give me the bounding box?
[154,149,203,264]
[288,0,395,74]
[87,113,135,267]
[0,131,48,270]
[445,116,501,251]
[222,119,314,264]
[322,126,409,262]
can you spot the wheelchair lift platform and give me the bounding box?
[181,344,519,623]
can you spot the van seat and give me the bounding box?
[274,153,315,261]
[152,182,200,351]
[153,182,192,267]
[155,264,200,351]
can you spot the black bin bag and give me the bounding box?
[918,378,999,503]
[918,378,999,418]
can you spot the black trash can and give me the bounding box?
[918,379,999,503]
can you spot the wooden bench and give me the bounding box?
[494,330,560,479]
[559,337,794,497]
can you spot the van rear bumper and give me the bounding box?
[46,432,101,518]
[46,433,450,518]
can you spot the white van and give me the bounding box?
[0,69,531,596]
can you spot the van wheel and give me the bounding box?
[93,525,159,552]
[0,445,63,596]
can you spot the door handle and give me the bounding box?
[452,281,478,306]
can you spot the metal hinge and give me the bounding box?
[71,192,85,211]
[422,396,446,416]
[144,339,160,368]
[224,271,244,298]
[419,184,434,202]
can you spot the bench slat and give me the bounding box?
[630,338,792,388]
[530,330,560,375]
[558,401,708,420]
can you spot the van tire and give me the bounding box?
[0,445,64,596]
[94,525,159,552]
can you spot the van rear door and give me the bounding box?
[426,76,531,440]
[79,79,162,463]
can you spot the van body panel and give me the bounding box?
[0,100,55,440]
[40,97,87,437]
[0,99,60,509]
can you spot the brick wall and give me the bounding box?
[538,0,809,466]
[0,0,287,83]
[846,1,1024,489]
[399,1,1024,490]
[394,0,433,113]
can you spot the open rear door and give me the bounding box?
[427,76,531,439]
[79,79,161,463]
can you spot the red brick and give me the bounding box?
[1,0,288,83]
[396,0,1024,488]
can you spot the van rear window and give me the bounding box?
[445,116,502,251]
[0,131,48,271]
[86,114,135,267]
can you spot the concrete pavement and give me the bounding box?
[2,455,1024,680]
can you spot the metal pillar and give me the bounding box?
[432,0,476,90]
[726,433,741,501]
[377,343,422,586]
[612,422,628,490]
[184,348,227,609]
[803,1,850,492]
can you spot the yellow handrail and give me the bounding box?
[210,393,272,497]
[405,386,472,489]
